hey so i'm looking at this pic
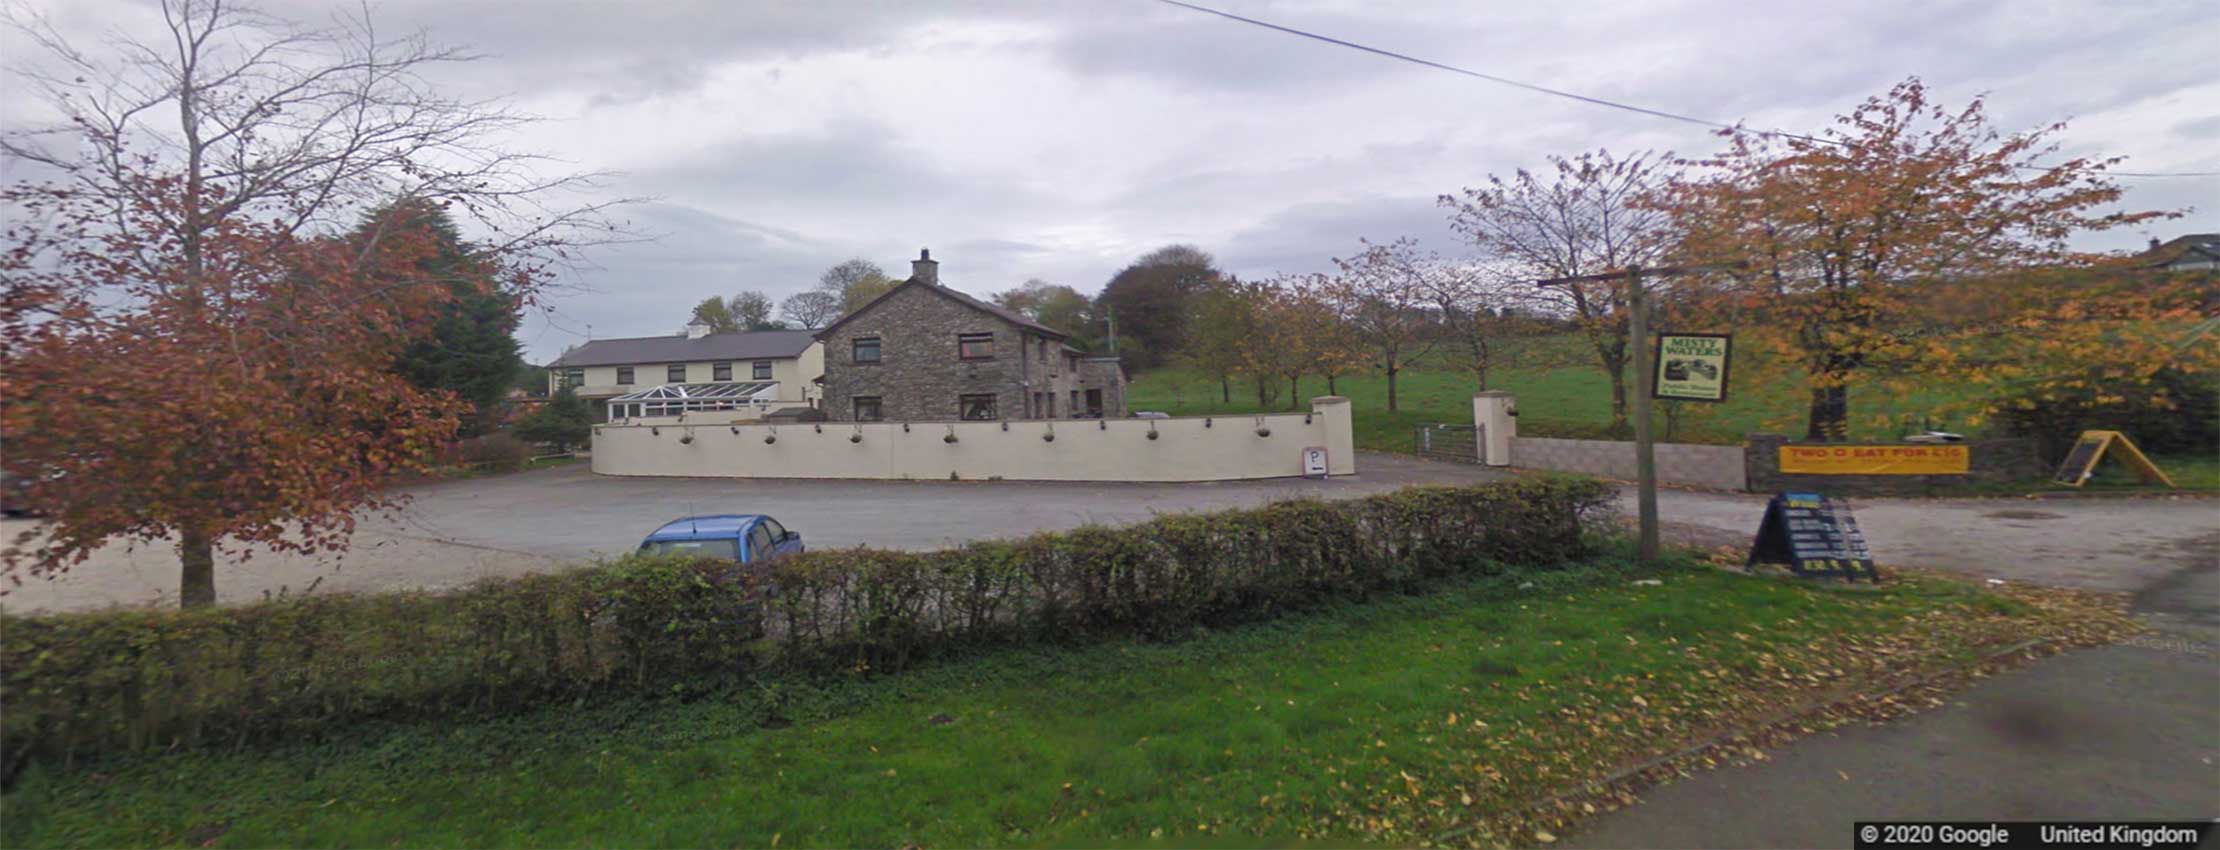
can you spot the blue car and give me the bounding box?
[637,514,805,563]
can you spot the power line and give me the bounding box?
[1151,0,2220,180]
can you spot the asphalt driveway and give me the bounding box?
[0,452,1508,612]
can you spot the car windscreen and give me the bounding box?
[638,538,741,561]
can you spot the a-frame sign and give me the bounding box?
[2051,430,2175,488]
[1746,492,1879,582]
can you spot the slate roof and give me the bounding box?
[548,329,816,368]
[2141,233,2220,268]
[813,277,1071,341]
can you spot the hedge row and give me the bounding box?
[1,477,1613,773]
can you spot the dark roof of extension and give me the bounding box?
[548,329,817,368]
[2139,233,2220,268]
[813,277,1071,341]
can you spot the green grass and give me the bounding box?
[1128,335,1960,452]
[4,554,2082,848]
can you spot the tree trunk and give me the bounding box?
[1805,384,1849,442]
[1220,376,1230,403]
[1327,375,1338,395]
[179,528,216,608]
[1386,365,1400,411]
[1255,375,1270,408]
[1288,375,1300,409]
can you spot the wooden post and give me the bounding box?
[1626,265,1659,561]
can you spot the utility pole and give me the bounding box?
[1535,262,1741,562]
[1625,264,1659,561]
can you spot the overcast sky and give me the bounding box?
[7,0,2216,362]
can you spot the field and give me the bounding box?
[0,553,2129,848]
[1126,333,2215,488]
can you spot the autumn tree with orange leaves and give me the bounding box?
[1662,78,2192,441]
[2,0,629,606]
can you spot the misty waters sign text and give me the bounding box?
[1652,333,1731,402]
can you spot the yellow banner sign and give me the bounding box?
[1778,444,1970,475]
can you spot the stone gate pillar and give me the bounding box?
[1473,391,1516,466]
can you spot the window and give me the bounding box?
[637,539,738,561]
[853,337,881,363]
[853,396,883,422]
[752,360,773,380]
[1030,392,1043,418]
[1047,394,1056,418]
[561,368,584,389]
[666,364,687,383]
[760,517,787,542]
[1069,390,1080,415]
[712,362,732,381]
[616,366,634,385]
[746,524,775,562]
[960,393,999,421]
[958,332,995,360]
[1085,389,1103,416]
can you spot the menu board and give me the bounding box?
[1746,492,1878,582]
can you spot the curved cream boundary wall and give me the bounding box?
[591,397,1355,482]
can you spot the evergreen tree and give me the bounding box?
[515,386,594,451]
[360,199,523,434]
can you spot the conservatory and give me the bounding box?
[605,381,784,421]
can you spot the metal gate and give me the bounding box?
[1414,423,1484,464]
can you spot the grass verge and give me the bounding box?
[1,551,2134,848]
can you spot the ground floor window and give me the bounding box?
[1085,388,1103,416]
[959,393,998,421]
[853,396,883,422]
[1070,389,1080,415]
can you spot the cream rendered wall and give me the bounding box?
[592,397,1356,482]
[553,356,813,402]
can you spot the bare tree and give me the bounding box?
[779,290,841,328]
[4,0,632,286]
[1323,238,1440,412]
[1441,150,1674,431]
[2,0,633,607]
[1422,260,1529,391]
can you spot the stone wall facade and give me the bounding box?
[817,281,1127,422]
[1742,433,2045,496]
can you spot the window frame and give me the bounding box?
[712,362,732,381]
[853,395,883,422]
[957,332,996,361]
[752,360,773,380]
[615,366,634,385]
[852,336,882,364]
[666,364,687,383]
[746,523,775,561]
[959,393,999,421]
[561,368,584,389]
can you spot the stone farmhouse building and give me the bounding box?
[547,326,824,422]
[815,250,1127,423]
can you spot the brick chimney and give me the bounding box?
[912,248,939,286]
[2149,237,2163,252]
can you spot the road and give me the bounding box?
[1573,489,2220,848]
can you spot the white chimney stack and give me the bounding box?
[684,321,712,339]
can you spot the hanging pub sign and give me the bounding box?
[1746,492,1879,582]
[1653,333,1731,402]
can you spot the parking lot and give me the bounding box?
[0,453,1507,612]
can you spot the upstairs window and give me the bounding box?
[712,362,732,381]
[753,360,773,380]
[958,332,995,360]
[560,368,584,389]
[667,364,687,383]
[616,366,634,385]
[959,393,999,421]
[853,396,883,422]
[853,337,881,363]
